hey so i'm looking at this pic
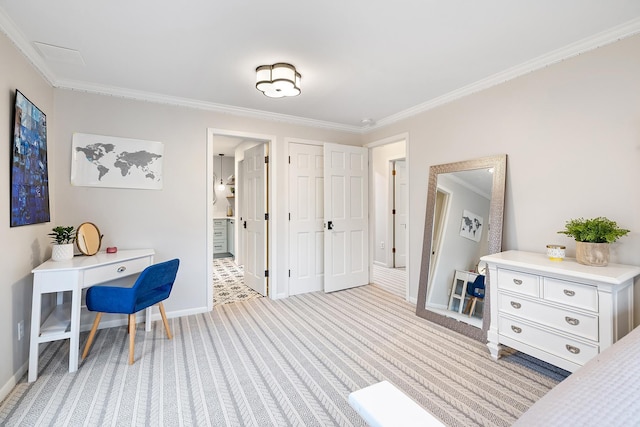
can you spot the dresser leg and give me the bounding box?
[487,341,502,360]
[487,328,502,360]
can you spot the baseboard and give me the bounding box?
[0,361,28,403]
[146,305,209,322]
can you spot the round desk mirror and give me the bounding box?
[76,222,103,256]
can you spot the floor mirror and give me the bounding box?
[416,154,507,342]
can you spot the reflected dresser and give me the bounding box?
[482,250,640,372]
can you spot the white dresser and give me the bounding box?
[482,250,640,372]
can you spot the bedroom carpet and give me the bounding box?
[0,284,567,426]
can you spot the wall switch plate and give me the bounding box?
[17,320,24,340]
[380,242,385,249]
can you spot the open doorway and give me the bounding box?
[369,137,408,300]
[208,130,272,309]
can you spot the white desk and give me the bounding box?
[29,249,155,382]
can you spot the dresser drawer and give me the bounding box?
[213,242,227,253]
[499,316,599,366]
[498,293,599,341]
[83,257,151,286]
[213,219,227,228]
[497,269,539,297]
[214,229,226,239]
[543,278,598,312]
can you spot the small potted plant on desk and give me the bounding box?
[48,225,76,261]
[558,217,629,266]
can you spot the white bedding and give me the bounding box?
[514,325,640,426]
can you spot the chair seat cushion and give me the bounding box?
[86,285,136,314]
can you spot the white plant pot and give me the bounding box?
[51,243,74,262]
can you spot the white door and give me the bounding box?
[394,160,407,268]
[289,143,324,295]
[244,144,268,296]
[324,143,369,293]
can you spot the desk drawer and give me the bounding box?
[83,257,151,286]
[543,278,598,312]
[499,315,598,366]
[498,293,598,341]
[497,269,539,297]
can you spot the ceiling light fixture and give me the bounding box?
[256,63,301,98]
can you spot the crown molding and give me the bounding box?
[2,5,639,135]
[0,6,56,85]
[55,79,363,133]
[369,16,640,132]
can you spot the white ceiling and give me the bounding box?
[2,1,640,132]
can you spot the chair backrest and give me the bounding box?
[132,258,180,312]
[466,274,485,298]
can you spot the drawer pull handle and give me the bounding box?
[510,301,522,309]
[566,345,581,354]
[513,279,523,285]
[565,316,580,326]
[117,266,127,273]
[564,289,575,297]
[511,325,522,333]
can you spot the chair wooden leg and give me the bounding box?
[468,298,478,317]
[129,313,136,365]
[82,312,103,360]
[158,302,172,340]
[463,298,472,314]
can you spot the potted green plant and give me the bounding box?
[558,217,629,266]
[48,226,76,261]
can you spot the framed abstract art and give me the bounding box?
[10,90,50,227]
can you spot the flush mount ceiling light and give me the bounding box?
[256,63,301,98]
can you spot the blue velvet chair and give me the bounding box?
[464,274,485,317]
[82,258,180,365]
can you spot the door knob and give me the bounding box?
[327,221,334,230]
[243,221,247,229]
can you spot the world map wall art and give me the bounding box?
[10,90,50,227]
[71,133,164,190]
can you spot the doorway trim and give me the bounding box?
[207,128,277,311]
[365,132,411,302]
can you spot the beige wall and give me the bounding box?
[51,91,361,312]
[364,34,640,312]
[0,32,55,396]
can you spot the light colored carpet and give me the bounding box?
[213,257,261,306]
[0,285,567,426]
[371,264,406,298]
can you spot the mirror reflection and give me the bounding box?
[76,222,103,256]
[416,155,506,341]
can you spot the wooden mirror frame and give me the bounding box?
[76,222,103,256]
[416,154,507,342]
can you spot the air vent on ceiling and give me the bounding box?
[33,42,85,66]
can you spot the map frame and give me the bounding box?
[71,133,164,190]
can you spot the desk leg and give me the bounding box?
[28,285,42,383]
[68,287,82,373]
[145,306,152,332]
